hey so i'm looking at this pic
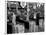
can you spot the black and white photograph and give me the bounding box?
[7,1,44,34]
